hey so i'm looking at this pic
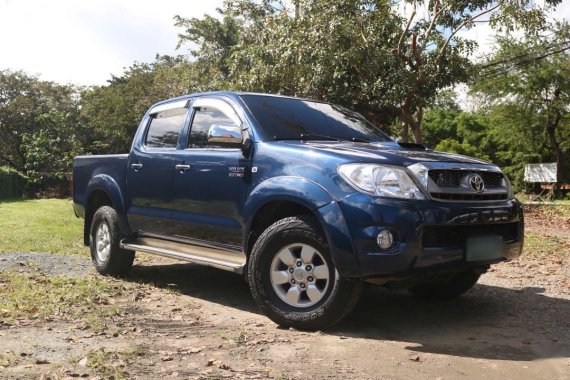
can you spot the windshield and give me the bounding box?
[240,95,392,142]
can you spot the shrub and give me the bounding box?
[0,167,27,199]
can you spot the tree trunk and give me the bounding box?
[398,107,423,144]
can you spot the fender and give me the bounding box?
[86,174,126,215]
[244,176,333,222]
[244,176,361,276]
[83,174,131,245]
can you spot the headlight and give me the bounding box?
[338,164,425,199]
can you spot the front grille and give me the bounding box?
[430,192,508,201]
[422,222,518,248]
[428,170,504,188]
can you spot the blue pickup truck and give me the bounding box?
[72,92,524,329]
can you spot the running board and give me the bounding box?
[120,238,246,274]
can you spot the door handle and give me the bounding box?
[175,164,191,172]
[131,163,143,170]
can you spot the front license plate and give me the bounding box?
[466,236,504,262]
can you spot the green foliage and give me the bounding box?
[174,0,559,142]
[0,70,78,172]
[471,22,570,185]
[435,138,489,161]
[0,167,27,199]
[21,111,82,194]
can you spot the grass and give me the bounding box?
[0,199,85,255]
[516,192,570,205]
[523,232,569,259]
[0,271,130,325]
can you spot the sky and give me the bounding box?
[0,0,224,85]
[0,0,568,87]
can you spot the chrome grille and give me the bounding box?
[427,169,507,202]
[428,170,504,189]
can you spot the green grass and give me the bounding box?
[0,199,85,255]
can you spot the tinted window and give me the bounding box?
[241,95,392,142]
[189,106,238,148]
[145,107,187,148]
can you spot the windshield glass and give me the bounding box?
[240,95,392,142]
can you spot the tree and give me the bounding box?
[176,0,561,142]
[0,70,78,172]
[21,111,83,195]
[472,22,570,186]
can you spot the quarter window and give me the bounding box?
[145,107,187,148]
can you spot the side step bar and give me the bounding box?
[120,238,246,274]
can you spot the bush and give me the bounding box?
[0,167,27,199]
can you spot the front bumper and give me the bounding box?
[332,193,524,278]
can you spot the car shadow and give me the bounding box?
[125,262,570,362]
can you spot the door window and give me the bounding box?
[145,107,187,148]
[189,106,240,148]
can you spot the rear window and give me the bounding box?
[145,107,187,148]
[240,95,392,142]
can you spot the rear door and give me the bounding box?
[169,97,250,249]
[126,100,191,235]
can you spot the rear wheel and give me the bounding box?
[89,206,134,276]
[248,215,362,330]
[409,270,480,300]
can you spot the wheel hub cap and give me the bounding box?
[270,243,331,308]
[95,222,111,262]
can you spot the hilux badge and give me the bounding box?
[468,173,485,192]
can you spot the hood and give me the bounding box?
[288,141,491,167]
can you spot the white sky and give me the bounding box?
[0,0,224,85]
[0,0,568,88]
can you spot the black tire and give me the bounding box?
[247,215,362,330]
[409,270,480,300]
[89,206,134,276]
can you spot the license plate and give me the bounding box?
[466,236,504,262]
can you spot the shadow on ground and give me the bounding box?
[127,262,570,362]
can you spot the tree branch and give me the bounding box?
[397,1,416,57]
[435,3,501,64]
[422,0,445,50]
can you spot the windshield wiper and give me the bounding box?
[274,134,370,143]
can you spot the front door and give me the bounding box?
[169,97,249,250]
[126,102,190,235]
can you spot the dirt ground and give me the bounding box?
[1,206,569,379]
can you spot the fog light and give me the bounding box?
[377,230,394,250]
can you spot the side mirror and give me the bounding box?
[207,124,243,147]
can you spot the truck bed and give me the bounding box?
[72,154,129,218]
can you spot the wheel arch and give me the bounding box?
[244,176,360,277]
[84,175,130,246]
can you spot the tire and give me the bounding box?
[89,206,134,276]
[247,215,362,330]
[409,270,480,300]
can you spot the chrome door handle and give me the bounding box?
[131,163,143,170]
[175,164,191,172]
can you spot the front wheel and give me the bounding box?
[247,215,362,330]
[89,206,134,276]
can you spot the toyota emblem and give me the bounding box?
[468,173,485,193]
